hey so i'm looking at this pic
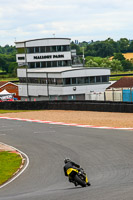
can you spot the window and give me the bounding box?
[48,78,55,84]
[46,46,51,52]
[41,62,47,68]
[72,78,76,84]
[90,76,95,83]
[35,47,39,53]
[56,78,63,85]
[40,46,46,53]
[84,77,89,84]
[18,57,25,60]
[58,61,63,67]
[62,45,70,51]
[29,62,35,68]
[17,48,25,54]
[53,61,58,67]
[40,78,46,84]
[36,62,40,68]
[51,46,56,52]
[96,76,101,82]
[65,78,71,85]
[57,46,61,52]
[47,61,52,67]
[27,47,34,53]
[102,76,108,82]
[19,77,26,83]
[77,77,84,84]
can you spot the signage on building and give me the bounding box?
[34,55,64,60]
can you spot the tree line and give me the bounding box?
[0,45,17,76]
[71,38,133,71]
[0,38,133,78]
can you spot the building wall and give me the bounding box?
[0,83,20,100]
[62,68,110,78]
[18,83,110,97]
[16,38,71,65]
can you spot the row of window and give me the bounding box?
[19,76,109,85]
[17,45,70,54]
[28,60,71,68]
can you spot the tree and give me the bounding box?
[8,62,18,76]
[110,59,123,72]
[121,59,133,71]
[117,38,129,53]
[70,42,82,55]
[128,41,133,52]
[86,59,99,67]
[0,55,8,72]
[113,53,125,61]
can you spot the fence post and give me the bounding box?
[113,89,114,101]
[104,92,106,101]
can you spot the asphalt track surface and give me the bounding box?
[0,119,133,200]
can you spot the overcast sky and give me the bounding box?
[0,0,133,46]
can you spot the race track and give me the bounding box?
[0,119,133,200]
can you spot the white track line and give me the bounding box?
[0,142,29,189]
[0,116,133,130]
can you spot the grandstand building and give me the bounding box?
[15,38,110,101]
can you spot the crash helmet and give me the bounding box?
[64,158,71,164]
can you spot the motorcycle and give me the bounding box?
[67,168,90,187]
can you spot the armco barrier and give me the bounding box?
[0,100,133,113]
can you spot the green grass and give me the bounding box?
[109,76,123,81]
[111,70,133,75]
[0,151,22,185]
[0,110,30,114]
[0,77,19,82]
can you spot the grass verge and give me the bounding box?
[0,151,22,185]
[0,110,31,114]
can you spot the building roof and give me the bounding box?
[0,81,8,87]
[15,38,71,44]
[0,81,18,88]
[27,67,110,73]
[108,77,133,89]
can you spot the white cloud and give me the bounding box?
[0,0,133,45]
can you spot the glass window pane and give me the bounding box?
[90,76,95,83]
[102,76,108,82]
[36,62,40,68]
[84,77,89,83]
[77,77,84,84]
[40,46,46,53]
[29,62,35,68]
[57,46,61,51]
[65,78,71,85]
[53,61,58,67]
[72,78,76,84]
[51,46,56,52]
[56,78,63,85]
[35,47,39,53]
[47,61,52,67]
[41,62,47,68]
[58,61,63,66]
[46,46,51,52]
[17,48,25,54]
[96,76,101,82]
[28,47,34,53]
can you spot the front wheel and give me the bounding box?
[74,175,86,187]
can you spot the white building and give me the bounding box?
[16,38,110,101]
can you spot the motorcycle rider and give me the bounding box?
[63,158,91,186]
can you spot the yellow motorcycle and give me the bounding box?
[67,168,90,187]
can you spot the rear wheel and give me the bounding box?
[74,175,86,187]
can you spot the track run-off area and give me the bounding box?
[0,117,133,200]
